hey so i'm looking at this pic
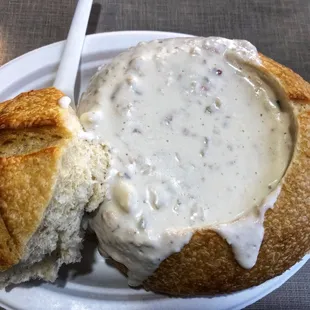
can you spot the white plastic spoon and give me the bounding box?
[53,0,93,109]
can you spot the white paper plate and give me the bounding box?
[0,31,308,310]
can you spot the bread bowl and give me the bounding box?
[78,37,310,295]
[0,35,308,296]
[0,87,108,287]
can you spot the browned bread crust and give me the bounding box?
[0,87,72,271]
[140,55,310,295]
[0,88,70,130]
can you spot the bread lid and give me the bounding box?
[0,87,78,270]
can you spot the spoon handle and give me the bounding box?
[53,0,93,107]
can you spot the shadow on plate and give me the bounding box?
[55,233,98,288]
[5,233,99,291]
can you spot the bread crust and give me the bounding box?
[0,87,72,271]
[141,55,310,295]
[0,88,70,130]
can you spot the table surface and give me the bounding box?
[0,0,309,309]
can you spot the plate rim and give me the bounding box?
[0,30,193,72]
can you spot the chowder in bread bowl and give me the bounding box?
[78,37,310,295]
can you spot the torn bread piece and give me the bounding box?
[0,87,108,287]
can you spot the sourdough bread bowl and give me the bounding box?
[143,54,310,295]
[79,37,310,295]
[0,87,108,287]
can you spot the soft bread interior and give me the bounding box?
[0,137,108,287]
